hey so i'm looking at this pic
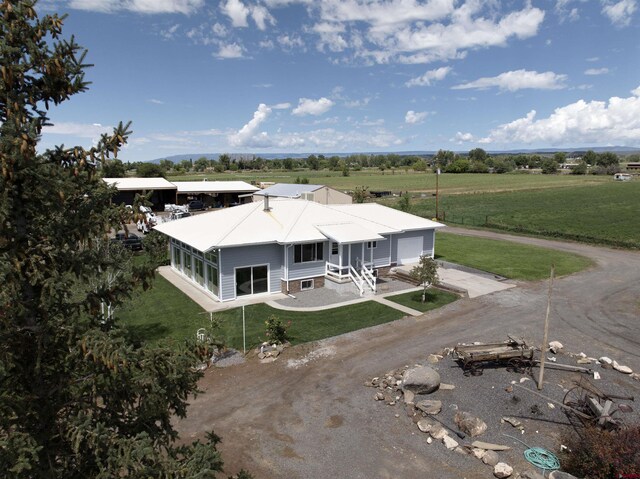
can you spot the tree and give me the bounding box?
[468,148,488,163]
[307,154,320,170]
[137,162,165,177]
[194,156,210,172]
[352,185,369,203]
[398,192,411,212]
[571,161,588,175]
[410,255,439,303]
[100,158,126,177]
[0,2,229,476]
[159,158,173,172]
[583,150,597,166]
[541,158,558,174]
[596,152,619,167]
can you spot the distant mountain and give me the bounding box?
[149,146,640,163]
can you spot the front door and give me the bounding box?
[329,242,340,266]
[235,265,269,297]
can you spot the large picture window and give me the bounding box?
[236,265,268,297]
[294,242,324,263]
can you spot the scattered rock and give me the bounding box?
[259,356,277,364]
[405,404,416,417]
[548,403,555,409]
[631,373,640,381]
[426,437,433,444]
[439,383,455,390]
[502,417,522,428]
[454,411,487,437]
[416,399,442,415]
[442,435,459,450]
[504,386,513,393]
[403,389,415,405]
[519,470,546,479]
[427,354,441,364]
[375,392,385,401]
[493,462,513,478]
[599,356,613,365]
[429,425,448,440]
[593,371,601,380]
[519,377,530,383]
[402,366,441,395]
[549,341,563,354]
[471,448,487,459]
[577,358,592,364]
[613,361,633,374]
[417,419,433,433]
[454,446,467,455]
[482,450,499,466]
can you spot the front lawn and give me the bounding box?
[384,288,460,313]
[435,232,594,280]
[118,275,405,349]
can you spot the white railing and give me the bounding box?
[349,265,364,296]
[361,265,377,293]
[325,261,350,280]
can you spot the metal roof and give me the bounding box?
[103,177,176,190]
[154,198,443,252]
[253,183,323,197]
[173,180,259,194]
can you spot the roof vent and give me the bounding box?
[263,194,271,211]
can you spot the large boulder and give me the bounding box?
[482,450,499,466]
[402,366,440,395]
[455,411,487,437]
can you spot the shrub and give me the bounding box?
[561,425,640,479]
[264,315,290,344]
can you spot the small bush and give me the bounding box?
[264,315,290,344]
[562,425,640,479]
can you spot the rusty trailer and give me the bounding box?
[453,338,535,376]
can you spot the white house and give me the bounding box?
[154,197,444,302]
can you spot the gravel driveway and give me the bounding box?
[176,228,640,478]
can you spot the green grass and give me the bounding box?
[118,275,405,348]
[404,181,640,249]
[384,288,459,312]
[435,232,594,280]
[167,170,609,195]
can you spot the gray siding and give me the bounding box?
[220,244,283,301]
[287,242,328,280]
[391,229,436,263]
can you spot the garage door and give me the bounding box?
[397,236,423,265]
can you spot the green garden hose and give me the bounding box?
[503,434,560,472]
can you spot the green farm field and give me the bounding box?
[402,181,640,249]
[167,170,610,194]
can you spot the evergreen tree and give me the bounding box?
[0,2,229,476]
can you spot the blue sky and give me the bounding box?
[38,0,640,161]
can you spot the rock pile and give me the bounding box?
[256,342,289,363]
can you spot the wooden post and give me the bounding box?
[538,264,555,390]
[435,168,440,219]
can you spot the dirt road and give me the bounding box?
[177,228,640,478]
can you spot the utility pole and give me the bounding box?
[435,168,440,219]
[537,264,555,390]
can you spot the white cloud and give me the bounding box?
[68,0,204,14]
[160,24,180,40]
[452,131,475,143]
[215,43,244,59]
[271,102,291,109]
[601,0,637,27]
[228,103,273,147]
[147,98,164,104]
[292,97,334,116]
[43,121,112,138]
[277,34,305,50]
[584,67,609,75]
[452,70,567,91]
[405,110,428,124]
[405,66,452,87]
[479,85,640,145]
[251,4,276,30]
[211,23,227,36]
[555,0,582,22]
[221,0,250,27]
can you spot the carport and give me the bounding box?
[103,177,177,211]
[173,180,259,208]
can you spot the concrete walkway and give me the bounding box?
[159,263,513,315]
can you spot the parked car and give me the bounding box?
[112,232,143,251]
[170,211,191,220]
[188,200,205,211]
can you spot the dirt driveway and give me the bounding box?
[177,228,640,478]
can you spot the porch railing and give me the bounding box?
[361,265,377,293]
[325,261,350,280]
[349,265,364,296]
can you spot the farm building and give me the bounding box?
[154,197,443,302]
[103,177,177,210]
[173,180,259,207]
[253,183,352,204]
[103,178,258,210]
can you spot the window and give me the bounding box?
[331,242,338,255]
[300,279,314,291]
[194,258,204,286]
[207,263,219,296]
[367,241,377,249]
[205,250,218,265]
[173,245,182,269]
[294,242,324,263]
[183,251,192,277]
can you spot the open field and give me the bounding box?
[167,170,610,194]
[404,182,640,249]
[435,232,594,280]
